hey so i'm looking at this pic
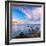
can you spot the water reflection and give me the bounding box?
[12,24,40,38]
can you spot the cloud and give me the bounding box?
[32,7,43,21]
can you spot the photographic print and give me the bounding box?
[11,4,41,38]
[5,1,45,45]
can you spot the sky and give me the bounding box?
[11,5,42,24]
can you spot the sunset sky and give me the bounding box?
[11,5,43,24]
